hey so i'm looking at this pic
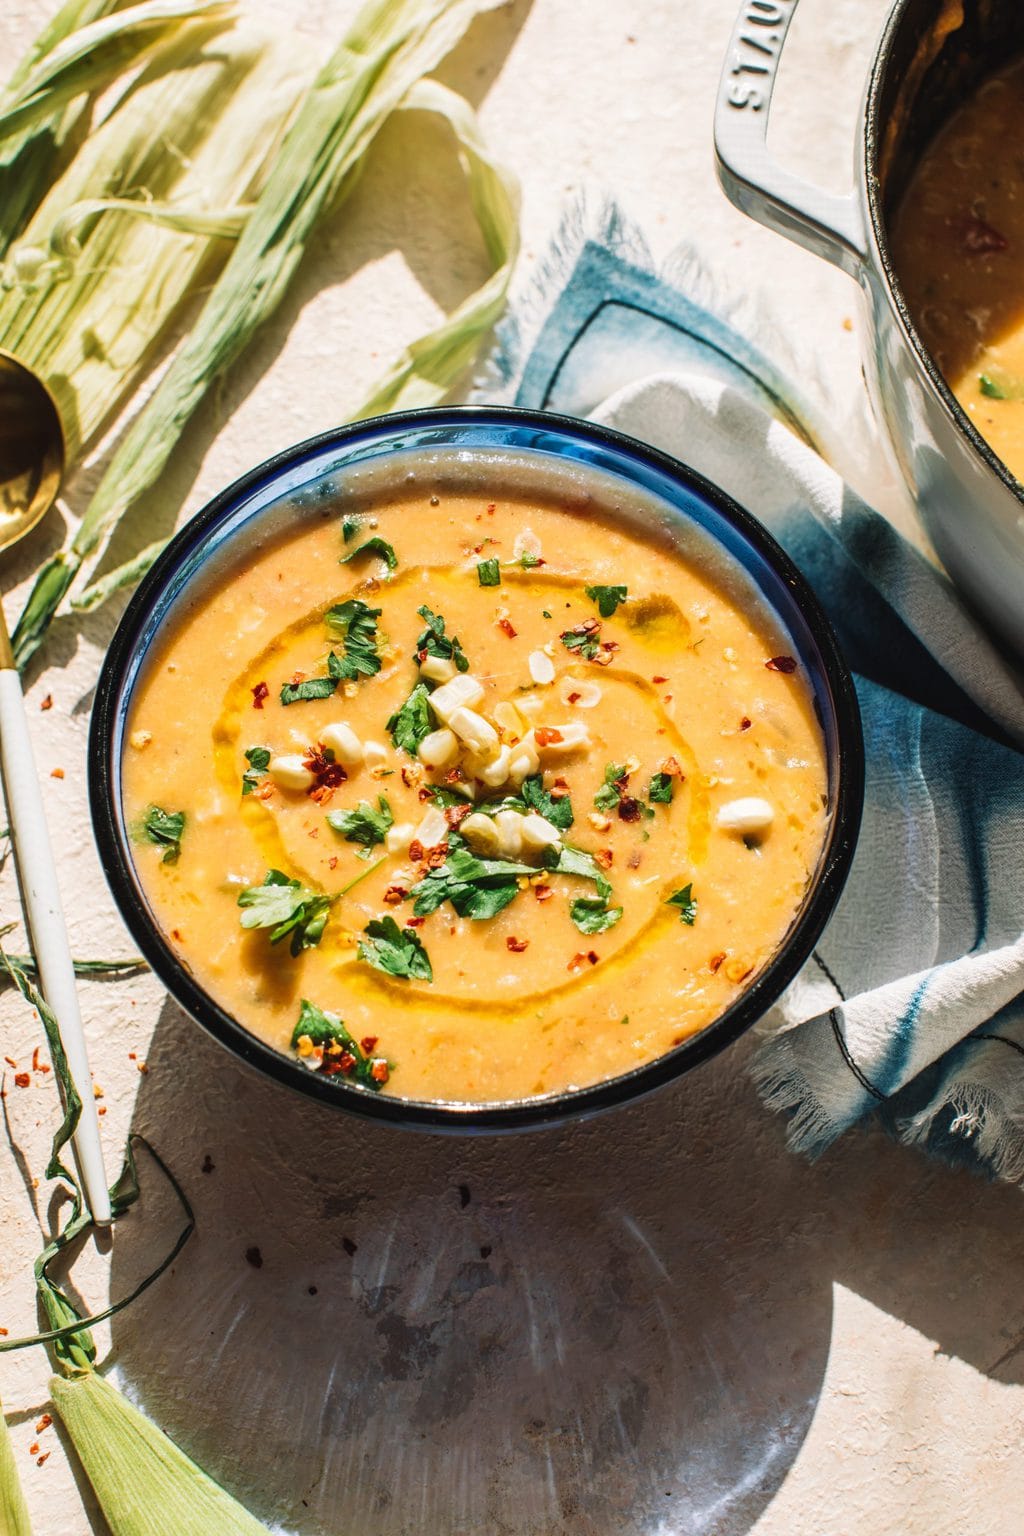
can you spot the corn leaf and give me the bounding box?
[51,1371,271,1536]
[0,1395,33,1536]
[15,0,508,660]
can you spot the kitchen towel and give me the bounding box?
[480,198,1024,1181]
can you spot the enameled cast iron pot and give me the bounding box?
[90,407,863,1132]
[715,0,1024,658]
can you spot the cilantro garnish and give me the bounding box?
[521,773,573,830]
[358,915,433,982]
[648,772,674,804]
[560,621,601,661]
[585,584,627,618]
[238,870,332,954]
[980,373,1009,400]
[520,553,543,569]
[387,681,432,755]
[542,608,552,619]
[422,783,474,807]
[666,884,697,925]
[241,746,271,796]
[477,558,501,587]
[339,535,397,573]
[326,795,394,848]
[411,841,533,921]
[291,999,391,1091]
[415,605,469,673]
[325,598,383,680]
[542,842,613,901]
[570,896,623,934]
[342,520,359,542]
[594,762,627,811]
[140,804,185,864]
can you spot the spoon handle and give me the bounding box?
[0,654,111,1225]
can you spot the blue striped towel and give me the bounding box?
[480,199,1024,1181]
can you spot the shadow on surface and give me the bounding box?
[107,996,1024,1535]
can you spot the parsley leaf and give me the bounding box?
[241,746,271,796]
[291,998,391,1091]
[666,884,697,925]
[585,584,627,618]
[141,804,185,864]
[570,896,623,934]
[342,520,359,542]
[648,772,674,804]
[339,535,397,573]
[477,557,501,587]
[358,915,433,982]
[521,773,573,830]
[415,605,469,673]
[280,675,339,705]
[979,373,1009,400]
[325,598,382,680]
[594,762,627,811]
[411,841,533,920]
[520,553,543,569]
[387,681,432,755]
[238,870,332,955]
[560,622,601,661]
[326,795,394,848]
[542,842,612,901]
[422,783,474,807]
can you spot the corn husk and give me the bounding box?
[0,1395,33,1536]
[13,0,517,663]
[50,1372,270,1536]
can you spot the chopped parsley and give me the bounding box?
[342,520,359,542]
[241,746,271,796]
[543,842,613,901]
[291,999,390,1090]
[521,772,573,830]
[140,804,185,864]
[648,772,674,804]
[358,915,433,982]
[422,782,474,807]
[585,584,627,618]
[325,598,383,680]
[280,671,339,705]
[979,373,1009,400]
[542,608,552,619]
[339,535,397,573]
[326,795,394,848]
[594,762,627,812]
[477,557,501,587]
[387,681,432,755]
[570,896,623,935]
[238,870,332,954]
[560,620,601,661]
[666,884,697,926]
[415,605,469,673]
[519,553,543,569]
[411,840,533,921]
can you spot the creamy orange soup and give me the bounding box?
[892,55,1024,481]
[122,455,828,1104]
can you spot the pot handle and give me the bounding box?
[714,0,867,279]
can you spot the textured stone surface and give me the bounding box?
[1,1,1022,1533]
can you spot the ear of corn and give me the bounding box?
[0,1395,33,1536]
[50,1371,271,1536]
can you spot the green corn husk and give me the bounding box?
[0,1395,33,1536]
[13,0,515,663]
[50,1372,270,1536]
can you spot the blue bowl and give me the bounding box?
[89,407,863,1131]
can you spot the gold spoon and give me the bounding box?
[0,348,110,1224]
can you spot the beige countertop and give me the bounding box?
[1,1,1022,1533]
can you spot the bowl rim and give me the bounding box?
[89,404,864,1132]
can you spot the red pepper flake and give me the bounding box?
[251,681,269,709]
[617,797,643,822]
[289,671,306,685]
[418,786,434,801]
[444,802,471,829]
[128,1052,136,1060]
[401,766,419,788]
[958,214,1008,254]
[31,1047,48,1074]
[486,502,496,514]
[50,767,64,780]
[594,848,614,870]
[567,691,582,704]
[4,1056,16,1069]
[534,884,553,902]
[740,716,752,731]
[587,950,599,965]
[35,1415,51,1435]
[765,655,797,674]
[361,1036,378,1054]
[171,929,183,942]
[137,1061,149,1074]
[40,694,52,711]
[661,755,684,778]
[338,1052,357,1074]
[709,952,726,974]
[36,1453,50,1467]
[98,1106,107,1116]
[652,675,667,684]
[328,855,338,870]
[371,1059,390,1084]
[256,781,274,801]
[383,885,407,905]
[627,848,642,869]
[506,936,529,953]
[28,1443,39,1456]
[567,950,600,972]
[14,1073,29,1089]
[444,766,465,784]
[425,842,448,869]
[405,916,425,927]
[535,726,564,747]
[408,840,425,863]
[0,1328,7,1337]
[497,616,517,639]
[303,746,347,800]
